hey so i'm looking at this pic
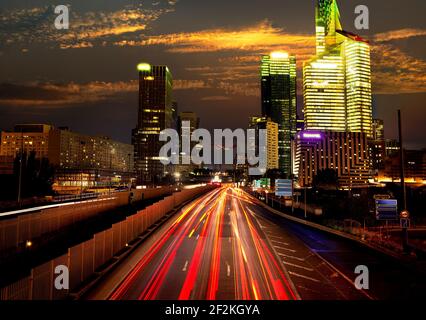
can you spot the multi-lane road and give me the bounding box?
[86,187,425,300]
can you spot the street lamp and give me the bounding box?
[109,147,116,193]
[17,129,24,207]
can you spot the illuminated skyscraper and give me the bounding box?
[304,0,373,137]
[249,117,279,172]
[132,63,173,185]
[175,111,201,176]
[261,52,297,177]
[295,131,372,188]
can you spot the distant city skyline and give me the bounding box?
[0,0,425,149]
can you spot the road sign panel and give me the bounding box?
[252,180,261,191]
[275,179,293,197]
[376,199,398,220]
[374,194,391,200]
[260,178,270,188]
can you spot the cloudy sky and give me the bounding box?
[0,0,425,148]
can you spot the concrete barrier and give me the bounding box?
[0,187,174,257]
[0,185,214,300]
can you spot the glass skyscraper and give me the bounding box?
[304,0,373,137]
[261,52,297,177]
[132,63,173,185]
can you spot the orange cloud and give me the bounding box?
[371,44,426,94]
[114,20,315,54]
[173,80,211,90]
[374,28,426,42]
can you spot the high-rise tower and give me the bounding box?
[304,0,373,137]
[261,52,297,177]
[132,63,173,185]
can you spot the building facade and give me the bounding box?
[132,63,174,185]
[385,139,400,157]
[49,128,134,193]
[303,0,373,137]
[295,131,372,188]
[379,149,426,184]
[0,124,52,159]
[1,124,134,193]
[176,111,201,177]
[261,51,297,177]
[249,117,279,172]
[369,119,386,171]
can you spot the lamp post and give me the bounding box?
[304,187,307,219]
[80,141,85,197]
[398,110,409,253]
[109,147,115,194]
[17,129,24,207]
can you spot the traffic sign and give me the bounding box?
[400,218,410,229]
[275,179,293,197]
[374,194,391,200]
[252,180,261,191]
[260,178,271,189]
[376,199,398,220]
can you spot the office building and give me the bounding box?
[0,124,52,159]
[295,131,372,188]
[379,149,426,184]
[385,139,400,157]
[303,0,373,137]
[249,117,279,172]
[175,111,201,177]
[132,63,174,185]
[49,128,134,193]
[369,119,386,171]
[261,51,297,177]
[0,124,134,193]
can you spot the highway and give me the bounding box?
[86,187,425,300]
[89,187,298,300]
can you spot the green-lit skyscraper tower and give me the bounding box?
[261,52,297,178]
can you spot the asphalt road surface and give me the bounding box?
[86,187,424,300]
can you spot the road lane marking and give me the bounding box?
[273,246,296,253]
[282,261,314,272]
[271,239,290,246]
[268,234,285,240]
[311,250,375,300]
[182,260,189,272]
[277,253,306,262]
[288,271,320,283]
[227,263,231,277]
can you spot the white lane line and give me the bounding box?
[273,246,296,253]
[227,263,231,277]
[282,261,314,272]
[312,250,375,300]
[271,239,290,246]
[268,234,285,240]
[182,260,189,272]
[277,253,306,262]
[288,271,320,283]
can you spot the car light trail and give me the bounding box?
[108,187,298,300]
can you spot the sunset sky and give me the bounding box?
[0,0,425,148]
